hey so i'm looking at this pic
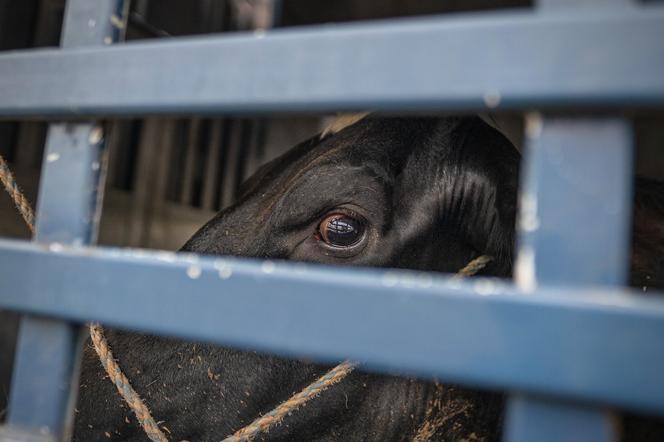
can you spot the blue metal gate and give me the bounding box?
[1,0,664,441]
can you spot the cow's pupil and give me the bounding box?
[320,215,362,247]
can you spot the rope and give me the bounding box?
[0,152,493,442]
[89,324,168,442]
[0,155,35,233]
[0,153,166,442]
[222,255,492,442]
[223,361,358,442]
[455,255,493,278]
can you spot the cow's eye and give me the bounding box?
[317,213,365,248]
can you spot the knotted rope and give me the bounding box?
[0,153,167,442]
[1,153,493,442]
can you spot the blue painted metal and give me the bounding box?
[60,0,128,48]
[505,116,634,442]
[6,126,108,436]
[0,0,660,440]
[5,0,127,440]
[505,394,615,442]
[0,426,56,442]
[537,0,635,10]
[514,116,633,287]
[0,6,663,117]
[28,124,110,244]
[0,239,663,414]
[6,320,82,438]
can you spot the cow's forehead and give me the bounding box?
[247,115,509,209]
[236,118,414,225]
[250,118,445,200]
[281,118,398,174]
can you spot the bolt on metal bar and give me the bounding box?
[505,115,633,442]
[4,0,128,440]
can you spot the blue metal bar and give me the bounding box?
[28,124,110,244]
[536,0,635,10]
[0,6,663,117]
[5,1,127,440]
[7,125,110,437]
[0,239,663,414]
[505,394,615,442]
[60,0,128,48]
[8,124,111,434]
[0,426,56,442]
[6,320,81,438]
[505,116,634,442]
[507,0,637,438]
[515,116,633,287]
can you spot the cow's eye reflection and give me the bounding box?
[317,214,365,248]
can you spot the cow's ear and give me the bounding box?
[319,113,370,140]
[454,116,521,268]
[393,116,520,273]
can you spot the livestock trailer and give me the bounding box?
[0,0,663,441]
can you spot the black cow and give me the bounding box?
[73,115,663,441]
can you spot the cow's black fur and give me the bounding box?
[73,116,663,441]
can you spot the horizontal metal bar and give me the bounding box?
[0,239,663,414]
[1,6,664,117]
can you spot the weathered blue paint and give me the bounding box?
[8,124,109,436]
[505,116,634,442]
[0,239,663,415]
[5,1,126,440]
[0,6,663,117]
[0,0,661,440]
[505,394,615,442]
[515,117,633,287]
[6,319,82,438]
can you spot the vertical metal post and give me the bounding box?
[505,0,634,442]
[505,115,633,442]
[6,1,128,439]
[506,0,635,438]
